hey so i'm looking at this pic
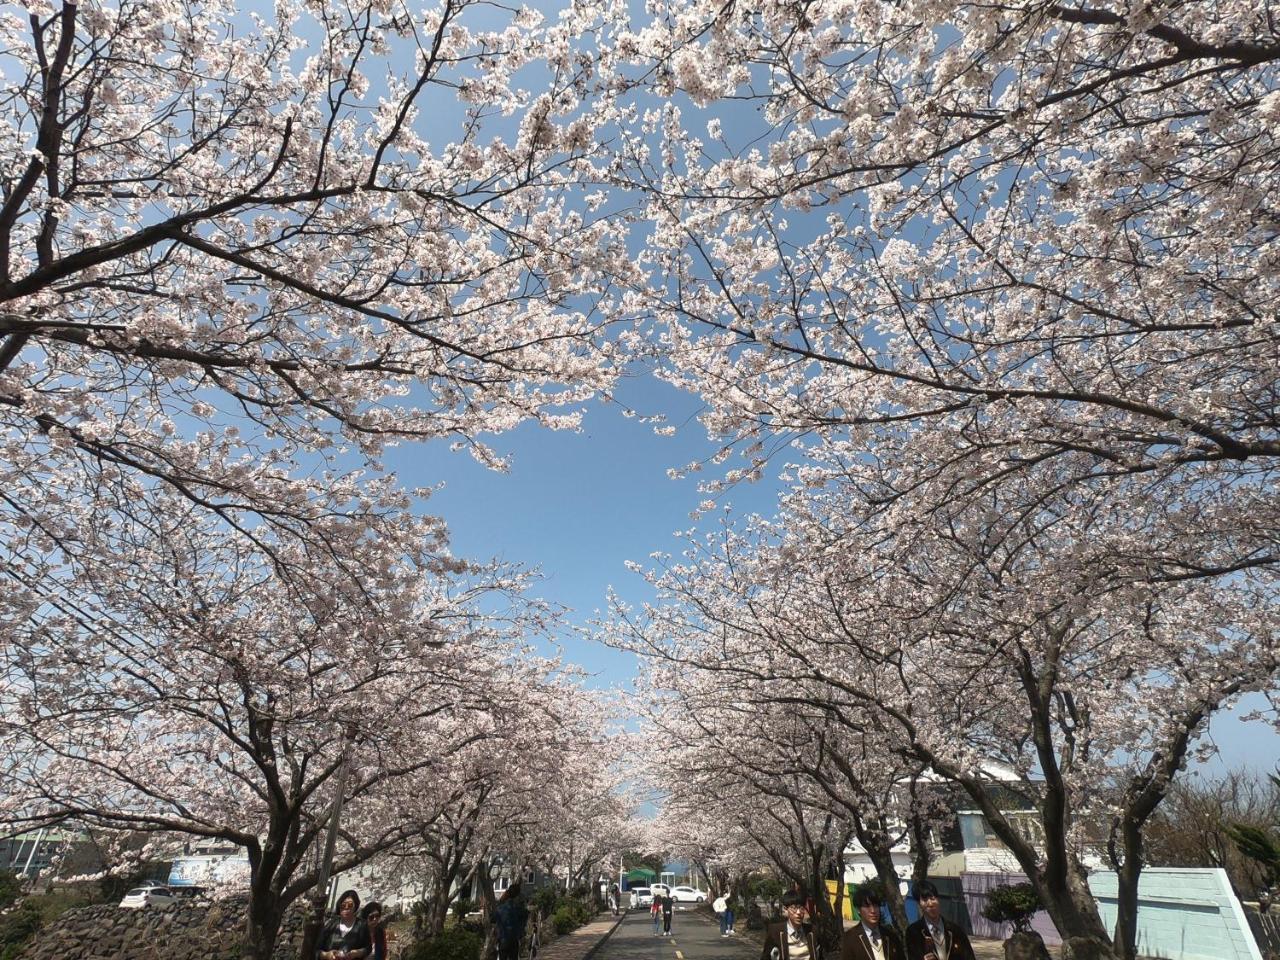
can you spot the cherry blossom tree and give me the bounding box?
[381,686,631,938]
[626,691,834,933]
[628,649,937,935]
[615,0,1277,514]
[610,467,1279,960]
[603,4,1279,959]
[0,0,631,602]
[0,3,632,951]
[0,486,583,958]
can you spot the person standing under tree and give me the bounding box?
[841,888,903,960]
[318,890,372,960]
[906,882,976,960]
[360,902,387,960]
[761,890,822,960]
[714,893,729,936]
[494,883,529,960]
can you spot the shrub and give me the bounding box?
[550,898,594,934]
[0,888,92,959]
[980,883,1042,934]
[408,925,483,960]
[0,872,21,912]
[0,904,43,949]
[530,887,559,920]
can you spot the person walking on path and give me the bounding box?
[651,895,662,935]
[905,882,975,960]
[661,893,675,936]
[841,889,903,960]
[714,894,729,937]
[494,883,530,960]
[761,890,822,960]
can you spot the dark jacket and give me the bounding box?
[761,921,823,960]
[318,917,372,959]
[905,918,975,960]
[841,923,904,960]
[495,899,529,943]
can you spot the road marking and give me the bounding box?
[675,952,684,959]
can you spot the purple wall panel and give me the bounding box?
[961,872,1063,947]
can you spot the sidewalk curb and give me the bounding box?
[579,913,628,960]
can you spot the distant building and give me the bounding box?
[0,828,99,880]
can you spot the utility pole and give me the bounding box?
[298,733,353,960]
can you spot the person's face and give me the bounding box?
[366,909,382,929]
[784,902,808,926]
[339,898,357,922]
[920,894,941,923]
[858,901,881,927]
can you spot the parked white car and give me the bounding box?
[119,885,176,909]
[630,886,653,909]
[670,885,707,903]
[650,883,671,899]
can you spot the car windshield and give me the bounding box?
[126,889,146,896]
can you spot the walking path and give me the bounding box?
[591,908,1008,960]
[596,906,754,960]
[535,912,628,960]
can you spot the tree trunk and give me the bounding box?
[244,889,286,960]
[908,809,932,884]
[855,819,908,935]
[833,846,848,933]
[477,859,500,960]
[808,846,842,953]
[1111,813,1144,960]
[425,874,454,936]
[1037,862,1115,960]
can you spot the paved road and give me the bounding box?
[600,908,755,960]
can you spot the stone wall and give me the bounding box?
[17,897,306,960]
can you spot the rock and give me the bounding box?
[1058,936,1114,960]
[1004,931,1052,960]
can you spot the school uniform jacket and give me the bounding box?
[905,918,976,960]
[761,921,823,960]
[841,922,904,960]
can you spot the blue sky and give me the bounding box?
[385,373,786,679]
